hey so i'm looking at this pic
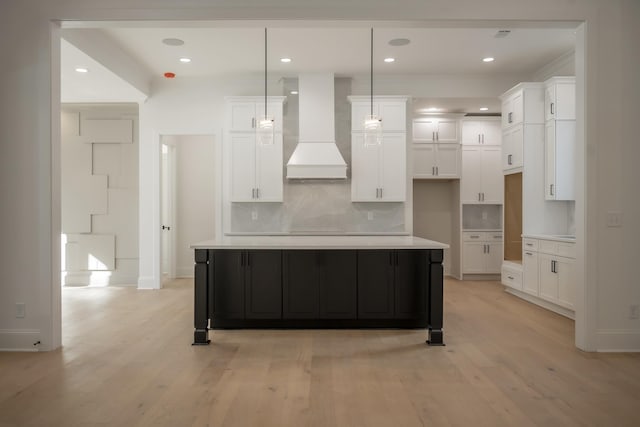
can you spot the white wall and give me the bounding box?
[1,0,639,351]
[174,135,216,277]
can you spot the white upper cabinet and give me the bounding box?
[226,96,286,202]
[350,97,408,202]
[351,133,406,202]
[544,76,576,201]
[502,125,524,172]
[228,97,285,133]
[412,118,458,143]
[350,97,407,132]
[461,119,501,145]
[412,143,460,179]
[545,77,576,121]
[500,83,544,130]
[461,146,503,204]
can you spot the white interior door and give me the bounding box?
[161,142,176,282]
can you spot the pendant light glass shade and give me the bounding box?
[363,28,382,147]
[258,28,274,146]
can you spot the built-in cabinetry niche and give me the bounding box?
[461,205,503,275]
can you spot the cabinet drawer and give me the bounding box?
[488,233,503,241]
[523,238,538,251]
[538,239,558,254]
[502,265,523,290]
[558,243,576,258]
[463,232,486,242]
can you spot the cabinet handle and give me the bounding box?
[252,188,255,199]
[508,112,512,123]
[432,166,435,176]
[256,188,260,199]
[470,235,479,239]
[487,245,490,254]
[550,184,554,196]
[478,193,481,201]
[508,276,514,280]
[508,154,512,165]
[525,252,533,256]
[551,260,556,273]
[482,134,485,144]
[478,134,481,144]
[550,102,554,115]
[432,131,435,141]
[436,131,439,141]
[436,166,439,176]
[252,117,255,128]
[380,188,383,198]
[494,235,501,239]
[526,243,533,246]
[482,192,485,202]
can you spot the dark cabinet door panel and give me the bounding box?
[395,250,427,319]
[213,250,245,319]
[320,250,357,318]
[245,250,282,319]
[357,250,395,319]
[283,251,319,318]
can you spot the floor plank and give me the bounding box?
[0,278,639,426]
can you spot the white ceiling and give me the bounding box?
[98,26,576,77]
[61,22,577,112]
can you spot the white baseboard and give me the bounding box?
[63,271,138,287]
[504,287,575,319]
[596,329,640,352]
[0,329,41,352]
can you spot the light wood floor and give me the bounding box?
[1,278,639,426]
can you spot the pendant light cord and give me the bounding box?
[370,27,374,116]
[264,27,268,117]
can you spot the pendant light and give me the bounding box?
[364,27,382,147]
[257,27,275,145]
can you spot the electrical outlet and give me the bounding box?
[607,211,622,227]
[251,211,258,221]
[367,211,374,221]
[630,305,639,320]
[16,303,25,318]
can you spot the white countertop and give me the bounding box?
[522,233,576,243]
[191,235,449,250]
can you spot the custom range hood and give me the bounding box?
[286,73,347,179]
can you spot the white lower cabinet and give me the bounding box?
[462,232,503,274]
[512,236,576,316]
[501,263,523,291]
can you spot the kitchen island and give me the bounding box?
[191,236,448,345]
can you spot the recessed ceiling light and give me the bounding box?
[290,91,298,95]
[479,107,489,111]
[179,57,191,63]
[389,38,411,46]
[162,38,184,46]
[483,57,495,63]
[280,58,292,63]
[75,67,89,73]
[384,57,395,63]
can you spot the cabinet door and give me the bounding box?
[435,120,458,143]
[503,125,523,171]
[522,250,539,296]
[255,133,283,202]
[554,120,576,201]
[481,121,502,145]
[555,83,576,120]
[461,121,483,145]
[395,250,427,319]
[501,98,512,129]
[556,256,575,310]
[412,119,436,142]
[358,250,395,319]
[245,250,282,319]
[461,147,482,203]
[545,121,556,200]
[319,250,357,319]
[379,101,406,132]
[463,242,486,273]
[412,144,436,178]
[212,250,245,319]
[485,242,503,273]
[511,91,524,126]
[379,133,406,201]
[230,134,256,201]
[351,133,381,201]
[480,146,504,204]
[538,253,559,303]
[434,144,460,178]
[229,102,256,131]
[283,251,319,319]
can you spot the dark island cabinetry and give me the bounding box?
[193,244,444,346]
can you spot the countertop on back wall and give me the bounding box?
[191,235,449,250]
[522,233,576,243]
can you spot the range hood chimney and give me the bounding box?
[286,73,347,179]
